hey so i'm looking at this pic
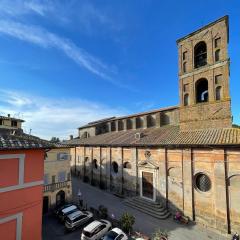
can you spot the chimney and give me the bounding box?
[7,114,10,118]
[69,135,73,140]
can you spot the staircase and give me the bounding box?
[124,197,171,220]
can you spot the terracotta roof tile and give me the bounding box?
[65,125,240,147]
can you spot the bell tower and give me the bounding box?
[177,16,232,131]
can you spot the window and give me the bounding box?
[215,49,220,62]
[147,115,156,128]
[183,62,187,73]
[195,173,211,192]
[52,175,56,183]
[215,74,222,84]
[116,234,124,240]
[57,153,68,161]
[112,162,118,174]
[184,94,189,106]
[93,159,98,169]
[118,120,124,131]
[82,132,90,138]
[11,120,17,127]
[136,117,143,129]
[0,119,3,125]
[111,122,116,131]
[194,41,207,68]
[126,119,133,130]
[195,78,208,103]
[123,162,132,169]
[216,86,222,101]
[183,51,187,60]
[58,171,66,182]
[44,174,49,185]
[215,37,221,48]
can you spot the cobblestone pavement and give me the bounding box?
[72,176,229,240]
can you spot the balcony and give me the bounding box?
[44,180,71,193]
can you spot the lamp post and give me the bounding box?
[77,189,83,208]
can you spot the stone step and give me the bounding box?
[131,197,165,208]
[126,199,166,213]
[124,197,171,220]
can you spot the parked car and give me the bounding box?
[65,210,93,231]
[58,205,78,222]
[81,220,112,240]
[102,228,128,240]
[54,203,73,216]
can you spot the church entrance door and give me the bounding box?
[142,171,154,200]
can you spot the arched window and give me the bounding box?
[136,117,143,129]
[184,94,189,106]
[111,122,116,131]
[183,62,187,73]
[195,173,211,192]
[112,162,118,174]
[123,162,131,169]
[216,86,222,101]
[147,115,156,128]
[215,49,220,62]
[195,79,208,103]
[126,119,133,130]
[194,41,207,68]
[118,120,124,131]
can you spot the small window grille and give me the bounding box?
[195,173,211,192]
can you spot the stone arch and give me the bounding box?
[194,41,207,68]
[147,115,156,128]
[195,78,208,103]
[127,119,133,130]
[136,117,144,129]
[56,190,65,207]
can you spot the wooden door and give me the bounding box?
[142,171,153,199]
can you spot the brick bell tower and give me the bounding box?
[177,16,232,131]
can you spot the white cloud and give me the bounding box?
[0,90,127,140]
[0,20,120,82]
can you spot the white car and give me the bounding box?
[81,219,112,240]
[102,228,128,240]
[58,205,78,222]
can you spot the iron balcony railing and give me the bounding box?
[44,180,71,192]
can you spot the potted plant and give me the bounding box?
[152,228,169,240]
[120,212,135,235]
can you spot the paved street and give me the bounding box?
[42,176,229,240]
[71,176,229,240]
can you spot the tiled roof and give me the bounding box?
[65,125,240,147]
[0,132,71,150]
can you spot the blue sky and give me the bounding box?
[0,0,239,139]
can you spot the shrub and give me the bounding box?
[120,212,135,235]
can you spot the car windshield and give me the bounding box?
[83,230,93,238]
[103,231,118,240]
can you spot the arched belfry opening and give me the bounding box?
[194,41,207,68]
[195,78,209,103]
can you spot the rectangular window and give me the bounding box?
[52,175,56,184]
[57,153,68,161]
[215,37,221,48]
[0,119,3,125]
[58,171,66,182]
[183,51,187,60]
[215,74,222,84]
[11,120,17,127]
[44,174,49,185]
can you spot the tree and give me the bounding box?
[50,137,60,143]
[120,212,135,235]
[152,228,169,240]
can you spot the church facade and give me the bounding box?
[67,16,240,234]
